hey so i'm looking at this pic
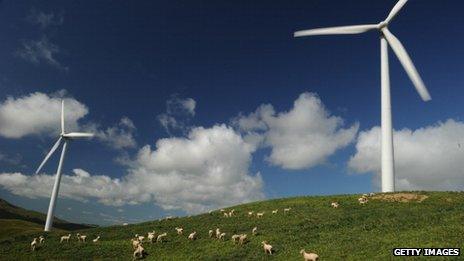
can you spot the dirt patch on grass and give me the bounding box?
[371,193,428,203]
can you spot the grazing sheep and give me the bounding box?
[209,230,214,238]
[92,236,100,243]
[362,193,368,197]
[123,223,129,226]
[223,212,229,218]
[262,241,273,255]
[133,244,145,260]
[165,216,173,221]
[272,209,278,214]
[135,234,145,242]
[77,233,87,243]
[300,249,319,261]
[284,208,291,214]
[252,227,258,236]
[220,209,225,213]
[331,202,339,208]
[239,234,247,245]
[228,211,234,217]
[219,232,226,241]
[131,238,141,249]
[369,192,376,197]
[175,227,184,235]
[188,231,197,241]
[248,211,254,217]
[147,231,156,243]
[157,233,167,242]
[31,238,38,251]
[231,234,240,243]
[256,212,264,218]
[358,197,368,205]
[39,236,45,244]
[60,234,71,243]
[215,228,221,239]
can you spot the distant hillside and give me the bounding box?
[0,198,96,231]
[0,192,463,260]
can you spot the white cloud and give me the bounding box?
[0,92,88,138]
[348,119,464,191]
[27,10,63,29]
[17,36,67,70]
[234,92,359,170]
[158,96,196,134]
[89,117,137,150]
[0,125,264,213]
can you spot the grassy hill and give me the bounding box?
[0,198,95,238]
[1,191,463,260]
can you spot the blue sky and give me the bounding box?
[0,0,463,226]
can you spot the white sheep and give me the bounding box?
[60,234,71,243]
[256,212,264,218]
[358,197,368,205]
[272,209,278,214]
[300,249,319,261]
[157,233,167,242]
[209,229,214,238]
[248,211,254,217]
[239,234,247,245]
[219,232,226,241]
[77,233,87,243]
[165,216,174,221]
[39,235,45,244]
[147,231,156,243]
[93,236,100,243]
[135,234,145,242]
[262,241,273,255]
[284,208,291,214]
[133,243,145,259]
[331,202,339,208]
[188,231,197,241]
[228,211,234,217]
[131,238,140,249]
[175,227,184,235]
[31,238,38,251]
[215,228,221,239]
[252,227,258,236]
[220,209,225,213]
[223,212,230,218]
[231,234,240,243]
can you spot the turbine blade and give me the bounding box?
[61,100,65,134]
[294,24,378,37]
[35,137,62,174]
[63,132,94,138]
[385,0,408,24]
[382,28,431,101]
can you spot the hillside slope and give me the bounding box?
[1,192,463,260]
[0,198,95,231]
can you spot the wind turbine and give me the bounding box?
[35,100,94,231]
[294,0,431,193]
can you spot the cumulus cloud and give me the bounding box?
[88,117,137,150]
[158,96,196,134]
[0,125,264,213]
[348,119,464,191]
[234,92,359,170]
[17,36,67,71]
[0,92,88,138]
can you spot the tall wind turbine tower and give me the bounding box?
[294,0,431,192]
[35,100,94,231]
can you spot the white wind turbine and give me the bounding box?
[35,100,94,231]
[294,0,431,193]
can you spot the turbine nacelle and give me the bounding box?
[293,0,431,102]
[35,100,94,175]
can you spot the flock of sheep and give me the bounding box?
[29,193,376,260]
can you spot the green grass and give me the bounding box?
[1,191,464,260]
